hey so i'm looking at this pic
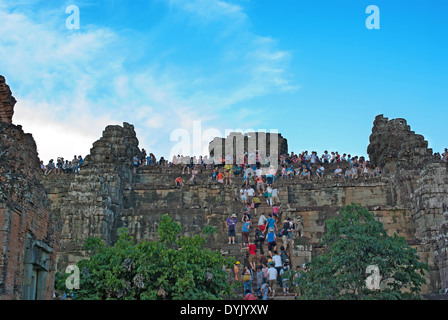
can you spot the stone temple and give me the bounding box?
[1,76,447,299]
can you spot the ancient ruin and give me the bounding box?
[209,131,288,163]
[1,75,447,299]
[0,77,61,299]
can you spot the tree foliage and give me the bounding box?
[56,214,234,300]
[297,203,428,300]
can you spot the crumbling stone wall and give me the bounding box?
[209,131,288,160]
[0,76,60,300]
[367,114,433,174]
[368,114,448,293]
[0,76,15,124]
[45,163,422,287]
[410,162,448,292]
[43,123,141,270]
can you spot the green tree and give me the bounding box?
[56,214,234,300]
[297,203,428,300]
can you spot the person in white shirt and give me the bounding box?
[322,150,331,163]
[272,252,282,269]
[334,165,343,178]
[310,152,317,165]
[304,152,311,162]
[240,187,248,205]
[247,186,255,204]
[272,251,283,285]
[442,148,448,162]
[316,165,325,180]
[266,186,273,206]
[271,188,279,205]
[267,264,278,297]
[258,213,267,235]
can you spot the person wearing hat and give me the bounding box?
[226,214,238,244]
[234,261,241,282]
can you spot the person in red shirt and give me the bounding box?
[217,171,224,184]
[243,242,258,270]
[175,176,183,187]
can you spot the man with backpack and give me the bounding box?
[279,263,291,295]
[279,217,294,251]
[280,246,289,265]
[254,228,265,255]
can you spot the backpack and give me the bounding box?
[257,287,263,298]
[278,229,286,237]
[242,273,251,282]
[281,251,288,264]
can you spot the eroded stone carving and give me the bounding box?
[0,75,16,124]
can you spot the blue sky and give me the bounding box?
[0,0,446,162]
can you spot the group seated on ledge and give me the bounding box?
[39,147,448,179]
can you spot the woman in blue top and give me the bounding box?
[266,214,277,232]
[266,228,277,258]
[242,220,251,247]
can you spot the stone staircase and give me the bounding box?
[123,163,385,299]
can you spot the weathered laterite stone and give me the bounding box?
[0,75,16,124]
[0,76,61,300]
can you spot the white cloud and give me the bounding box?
[1,0,298,160]
[14,98,120,162]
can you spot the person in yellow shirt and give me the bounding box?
[252,196,261,216]
[224,163,233,185]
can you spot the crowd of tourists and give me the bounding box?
[39,145,447,178]
[40,155,84,176]
[221,150,306,300]
[167,149,387,188]
[225,163,311,300]
[435,148,448,162]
